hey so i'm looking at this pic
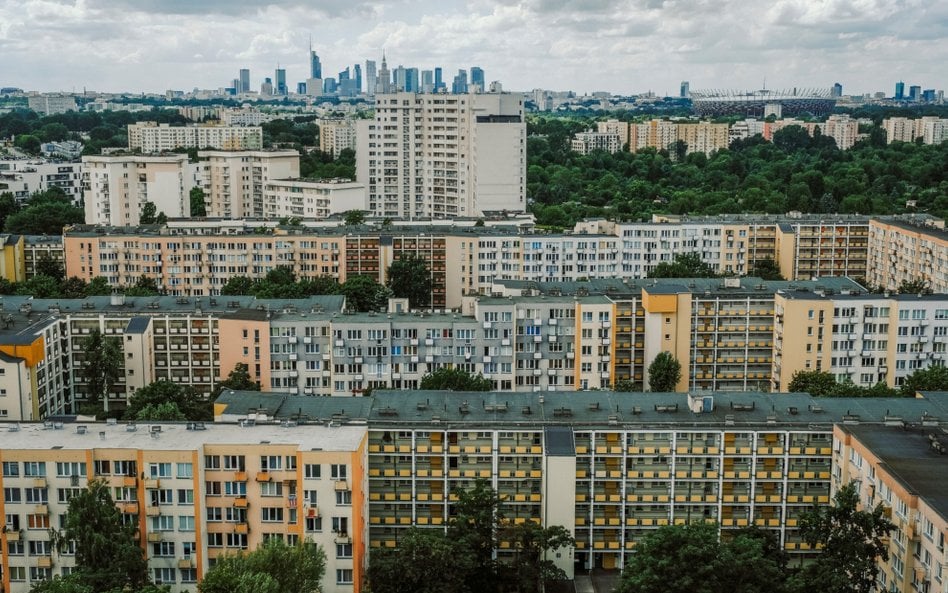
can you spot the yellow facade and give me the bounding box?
[0,235,25,283]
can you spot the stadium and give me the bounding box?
[690,89,836,117]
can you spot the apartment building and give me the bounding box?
[630,120,678,153]
[0,235,25,283]
[127,122,263,152]
[773,290,948,391]
[318,119,357,156]
[571,131,622,155]
[26,94,76,115]
[0,295,345,418]
[676,122,730,155]
[0,160,83,204]
[867,218,948,294]
[883,116,948,145]
[23,236,63,280]
[200,150,299,218]
[834,424,948,593]
[355,92,526,219]
[822,114,861,150]
[596,119,630,147]
[0,421,367,593]
[262,178,367,220]
[82,154,191,226]
[214,388,948,578]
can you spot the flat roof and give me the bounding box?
[839,424,948,522]
[0,421,366,452]
[214,389,948,430]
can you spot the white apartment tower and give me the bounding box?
[82,154,190,226]
[200,150,300,218]
[355,92,525,219]
[317,119,356,156]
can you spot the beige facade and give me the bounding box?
[868,218,948,294]
[263,178,367,220]
[318,119,356,156]
[82,154,191,226]
[128,122,263,152]
[571,131,622,155]
[356,92,526,219]
[0,422,366,593]
[201,150,299,219]
[596,119,630,147]
[676,122,730,155]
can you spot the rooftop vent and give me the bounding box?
[378,407,398,417]
[521,406,532,415]
[928,434,946,455]
[553,407,573,417]
[730,402,756,412]
[654,403,678,413]
[75,425,87,435]
[808,404,823,413]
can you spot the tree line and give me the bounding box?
[526,115,948,229]
[788,365,948,398]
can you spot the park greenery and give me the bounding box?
[387,253,433,309]
[367,480,573,593]
[616,483,892,593]
[0,187,84,235]
[198,538,326,593]
[220,266,392,312]
[788,365,948,398]
[526,116,948,228]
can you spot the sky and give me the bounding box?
[1,0,945,96]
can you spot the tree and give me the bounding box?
[84,276,112,296]
[190,187,207,217]
[218,363,261,392]
[52,480,149,592]
[501,521,574,593]
[367,528,474,593]
[648,252,717,278]
[3,188,84,234]
[616,523,786,593]
[124,380,212,421]
[342,274,392,312]
[198,538,325,593]
[387,253,432,309]
[124,275,161,296]
[612,379,638,392]
[897,278,932,294]
[899,364,948,396]
[139,202,157,224]
[648,351,681,392]
[749,257,783,280]
[0,192,18,229]
[420,367,493,391]
[35,253,64,281]
[343,209,365,225]
[787,370,838,396]
[79,329,122,410]
[791,482,893,593]
[220,275,256,296]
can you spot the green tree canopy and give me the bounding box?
[387,253,432,309]
[749,257,783,280]
[3,188,83,234]
[647,351,681,392]
[342,274,393,312]
[198,538,326,593]
[124,380,212,421]
[648,252,717,279]
[190,187,207,217]
[899,364,948,396]
[420,367,493,391]
[791,482,894,593]
[218,362,261,392]
[79,329,122,410]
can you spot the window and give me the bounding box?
[25,488,48,503]
[204,455,221,469]
[176,463,193,479]
[260,482,283,497]
[149,463,172,478]
[260,456,282,471]
[93,460,111,476]
[150,489,173,506]
[335,490,352,505]
[178,516,195,531]
[305,516,323,532]
[28,514,50,529]
[177,489,194,505]
[332,516,348,535]
[330,464,347,480]
[3,461,19,477]
[4,487,21,503]
[207,533,223,547]
[226,533,248,548]
[304,464,321,479]
[180,568,197,583]
[261,507,284,522]
[8,566,25,581]
[222,455,245,471]
[23,462,46,477]
[336,569,354,584]
[206,507,222,522]
[152,541,175,557]
[336,543,353,558]
[114,460,136,477]
[224,482,246,496]
[205,481,222,495]
[151,516,174,531]
[154,567,175,584]
[56,462,86,477]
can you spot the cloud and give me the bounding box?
[0,0,943,94]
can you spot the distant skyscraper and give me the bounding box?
[895,81,905,100]
[434,67,444,92]
[832,82,842,97]
[366,60,377,96]
[909,85,921,102]
[680,81,690,98]
[353,64,362,94]
[310,48,322,79]
[394,66,407,92]
[275,68,287,95]
[296,82,306,95]
[323,78,337,94]
[922,89,936,103]
[377,54,391,94]
[470,67,485,92]
[421,70,434,93]
[239,69,250,93]
[452,69,468,94]
[406,68,419,93]
[261,77,273,96]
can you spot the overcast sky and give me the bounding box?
[1,0,945,96]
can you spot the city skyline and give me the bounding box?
[0,0,945,96]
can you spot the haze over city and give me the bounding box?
[2,0,945,95]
